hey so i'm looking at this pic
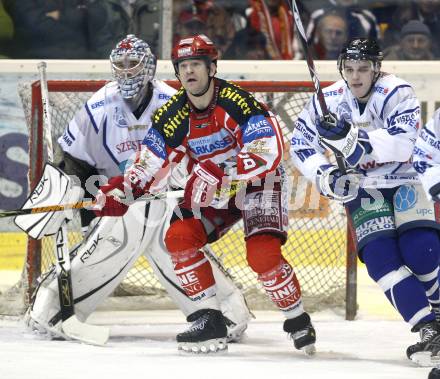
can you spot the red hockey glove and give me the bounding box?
[94,176,132,217]
[184,160,225,208]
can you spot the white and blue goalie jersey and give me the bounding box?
[58,79,176,178]
[290,73,420,188]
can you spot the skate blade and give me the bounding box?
[410,351,440,367]
[178,338,228,354]
[301,343,316,356]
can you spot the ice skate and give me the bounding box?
[407,320,440,366]
[284,313,316,356]
[177,309,228,354]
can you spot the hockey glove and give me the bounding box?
[94,176,129,217]
[316,113,372,167]
[429,183,440,203]
[316,164,359,202]
[185,160,225,208]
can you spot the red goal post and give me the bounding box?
[20,79,357,320]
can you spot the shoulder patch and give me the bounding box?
[217,80,267,125]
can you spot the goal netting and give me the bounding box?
[1,80,357,319]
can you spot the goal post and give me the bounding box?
[15,79,357,320]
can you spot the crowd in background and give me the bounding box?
[0,0,439,60]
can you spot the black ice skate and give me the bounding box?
[283,312,316,356]
[407,320,440,366]
[177,309,228,354]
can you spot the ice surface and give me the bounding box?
[0,309,431,379]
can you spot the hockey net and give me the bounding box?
[2,80,356,318]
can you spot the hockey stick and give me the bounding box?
[37,62,109,346]
[0,190,184,218]
[288,0,347,174]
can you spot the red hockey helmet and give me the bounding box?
[171,34,218,71]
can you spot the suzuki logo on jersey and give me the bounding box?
[143,128,167,160]
[242,115,274,143]
[188,130,234,157]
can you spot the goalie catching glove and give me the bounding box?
[316,113,372,167]
[185,160,227,208]
[316,164,359,202]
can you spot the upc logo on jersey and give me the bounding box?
[143,129,167,160]
[242,115,274,143]
[188,130,234,157]
[394,185,418,212]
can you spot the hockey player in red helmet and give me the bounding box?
[96,34,316,354]
[171,34,219,97]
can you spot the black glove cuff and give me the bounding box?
[429,182,440,200]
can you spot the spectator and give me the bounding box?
[174,0,238,57]
[0,0,13,58]
[313,11,348,60]
[223,26,270,60]
[7,1,114,59]
[246,0,295,59]
[306,0,380,54]
[382,0,440,49]
[384,20,436,60]
[101,0,161,57]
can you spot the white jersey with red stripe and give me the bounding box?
[57,79,176,178]
[133,78,285,207]
[290,73,420,188]
[413,108,440,199]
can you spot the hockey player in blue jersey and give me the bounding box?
[290,37,440,366]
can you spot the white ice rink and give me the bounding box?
[0,309,433,379]
[0,268,434,379]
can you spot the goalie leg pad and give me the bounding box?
[29,202,151,332]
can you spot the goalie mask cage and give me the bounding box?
[11,79,357,320]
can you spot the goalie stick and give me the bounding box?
[1,190,184,218]
[37,62,109,346]
[288,0,347,174]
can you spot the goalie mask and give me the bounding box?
[110,34,157,99]
[338,38,383,98]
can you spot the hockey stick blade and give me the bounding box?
[61,315,110,346]
[0,190,184,218]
